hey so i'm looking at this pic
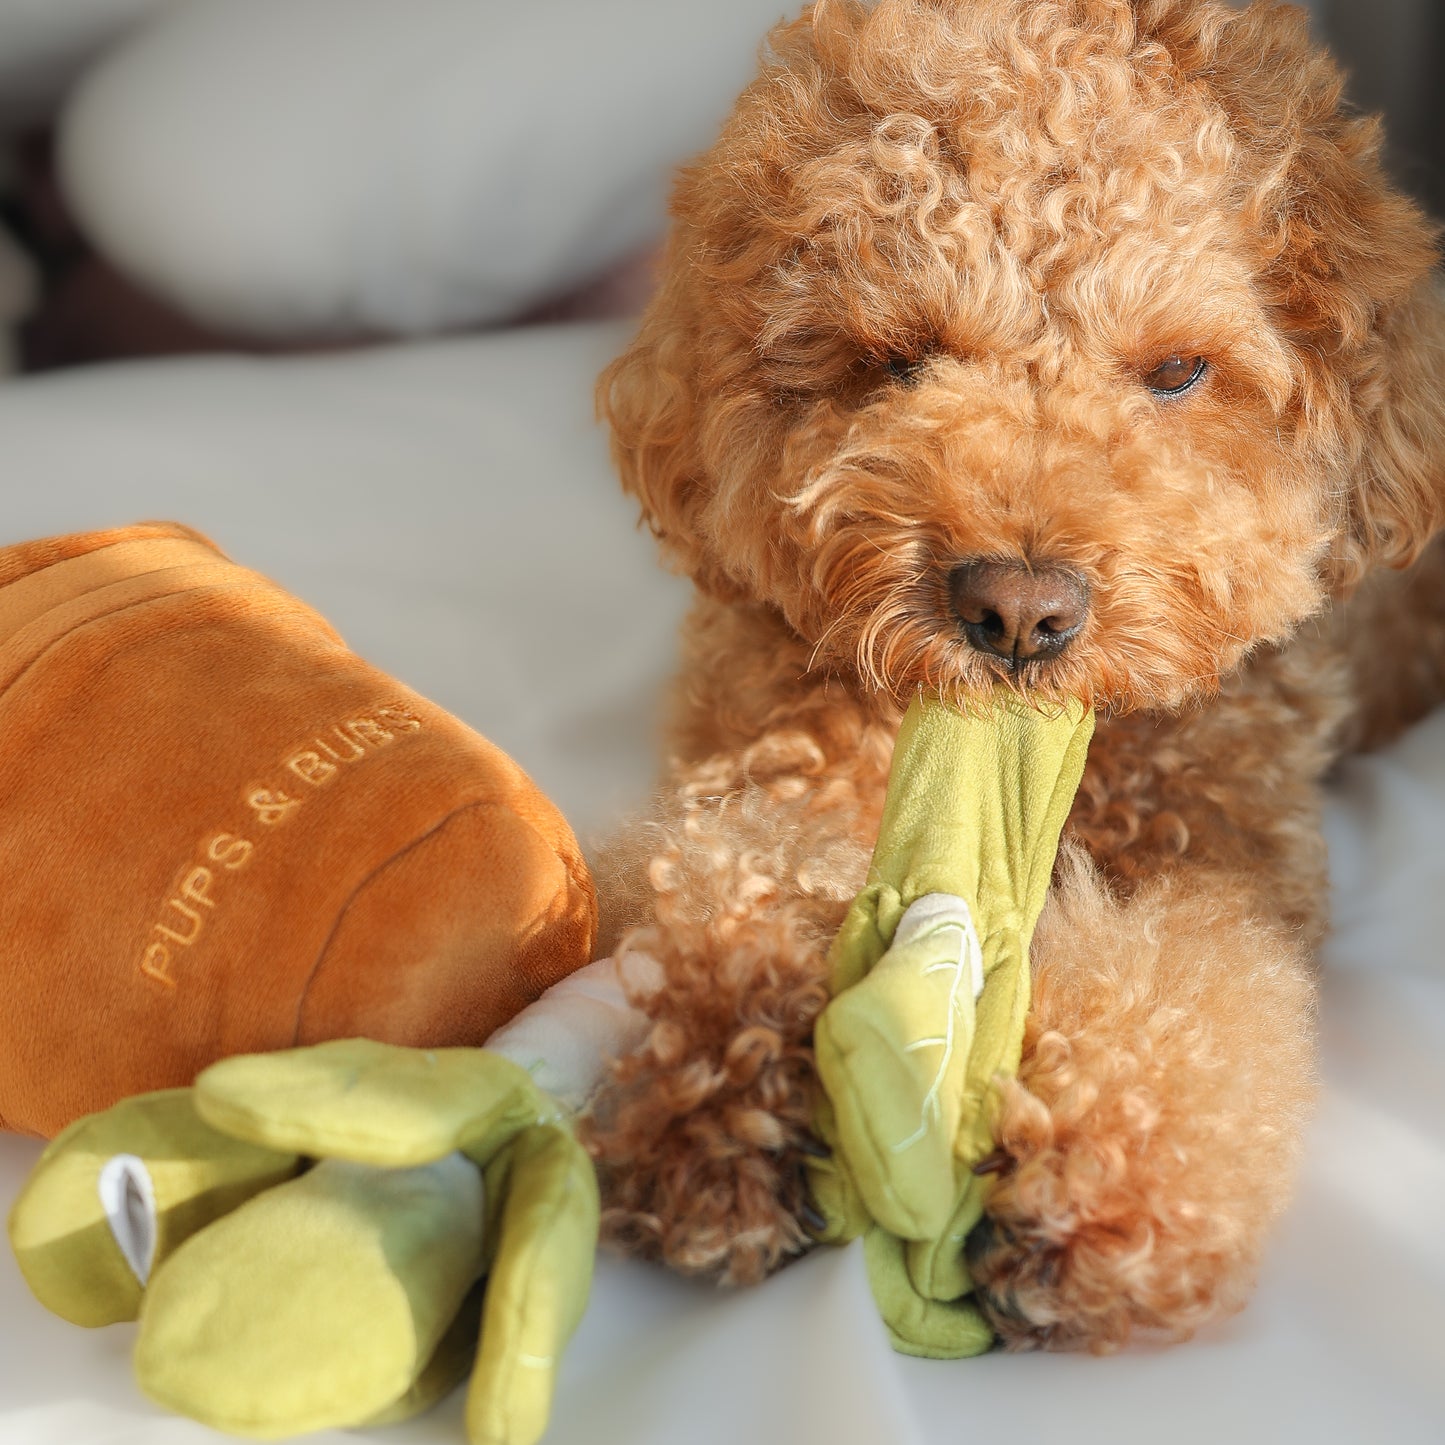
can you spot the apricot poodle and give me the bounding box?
[586,0,1445,1352]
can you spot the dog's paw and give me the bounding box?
[585,1026,821,1284]
[582,916,832,1285]
[964,1195,1144,1352]
[963,1074,1263,1352]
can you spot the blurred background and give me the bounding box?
[0,0,1434,378]
[1313,0,1445,215]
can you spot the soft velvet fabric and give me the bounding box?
[0,523,597,1139]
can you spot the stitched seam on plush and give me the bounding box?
[0,536,226,642]
[0,573,241,710]
[292,799,552,1046]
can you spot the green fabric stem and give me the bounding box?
[811,689,1093,1356]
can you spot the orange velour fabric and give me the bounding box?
[0,523,597,1139]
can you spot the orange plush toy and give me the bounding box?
[0,523,597,1139]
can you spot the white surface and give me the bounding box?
[0,319,687,842]
[0,320,1443,1442]
[60,0,792,338]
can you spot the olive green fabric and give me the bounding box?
[136,1152,488,1439]
[7,1039,599,1445]
[810,691,1094,1357]
[8,1089,299,1327]
[469,1124,600,1445]
[194,1038,561,1168]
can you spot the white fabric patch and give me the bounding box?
[487,953,657,1115]
[892,893,985,999]
[97,1154,157,1287]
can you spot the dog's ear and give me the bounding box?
[1146,0,1444,586]
[1267,72,1445,588]
[597,263,724,592]
[1330,280,1445,589]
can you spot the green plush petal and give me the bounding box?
[135,1153,487,1440]
[7,1089,298,1327]
[905,1186,979,1303]
[364,1279,486,1427]
[829,692,1093,996]
[467,1124,600,1445]
[863,1227,994,1359]
[194,1039,552,1168]
[802,1090,873,1247]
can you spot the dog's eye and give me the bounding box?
[1143,354,1207,396]
[885,355,926,384]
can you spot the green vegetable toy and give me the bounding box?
[807,688,1094,1356]
[9,1039,598,1444]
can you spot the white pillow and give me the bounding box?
[58,0,792,338]
[0,0,175,129]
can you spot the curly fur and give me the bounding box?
[585,0,1445,1351]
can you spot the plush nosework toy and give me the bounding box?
[6,526,1094,1443]
[2,521,617,1445]
[0,523,597,1138]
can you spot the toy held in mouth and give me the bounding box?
[0,522,597,1139]
[807,690,1095,1356]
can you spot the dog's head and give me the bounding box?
[602,0,1443,712]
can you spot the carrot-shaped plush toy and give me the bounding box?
[8,684,1091,1445]
[807,690,1094,1356]
[0,522,597,1140]
[2,522,608,1445]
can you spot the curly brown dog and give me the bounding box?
[586,0,1445,1352]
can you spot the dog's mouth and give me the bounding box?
[794,486,1286,717]
[840,597,1103,712]
[816,550,1109,711]
[825,570,1236,719]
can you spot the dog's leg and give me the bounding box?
[585,775,855,1283]
[591,613,1343,1337]
[586,602,897,1283]
[966,852,1317,1349]
[968,644,1345,1349]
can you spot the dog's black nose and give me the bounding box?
[949,559,1089,664]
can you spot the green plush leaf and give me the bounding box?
[816,898,981,1240]
[8,1089,298,1327]
[194,1038,554,1168]
[468,1124,600,1445]
[135,1153,486,1440]
[15,1038,602,1444]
